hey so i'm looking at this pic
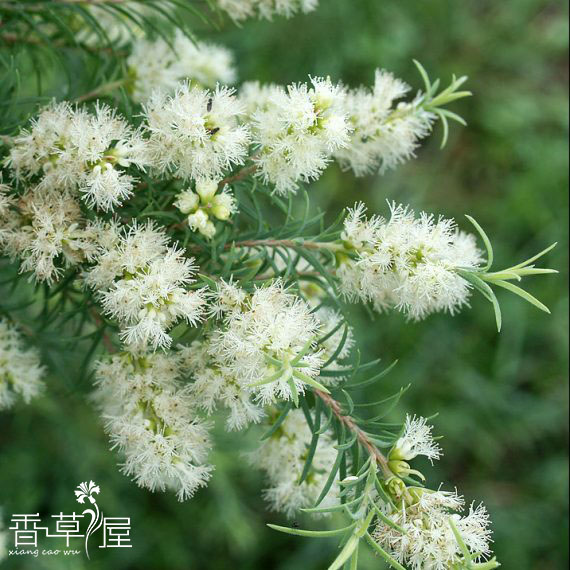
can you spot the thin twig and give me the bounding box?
[218,164,258,188]
[0,32,126,56]
[314,389,394,479]
[75,78,128,104]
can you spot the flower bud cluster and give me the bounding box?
[175,179,237,239]
[0,318,46,410]
[94,351,213,501]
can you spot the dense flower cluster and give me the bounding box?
[181,340,265,431]
[94,351,213,501]
[0,189,98,284]
[216,0,319,22]
[335,70,436,175]
[249,409,339,516]
[245,77,350,194]
[143,83,250,183]
[374,489,493,570]
[205,280,325,404]
[6,102,149,212]
[128,31,237,102]
[0,318,46,410]
[338,202,483,319]
[373,416,494,569]
[84,222,206,350]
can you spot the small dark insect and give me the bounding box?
[207,127,220,136]
[292,521,300,529]
[207,98,213,112]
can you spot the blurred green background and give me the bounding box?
[1,1,568,569]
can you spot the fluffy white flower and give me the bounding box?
[0,180,14,218]
[217,0,319,22]
[205,280,324,405]
[338,202,484,319]
[335,69,436,175]
[143,83,251,183]
[128,31,237,102]
[0,318,46,409]
[250,77,350,194]
[391,415,442,463]
[6,102,149,211]
[374,489,493,570]
[94,352,213,501]
[179,341,265,431]
[84,221,206,350]
[0,190,98,284]
[249,409,338,516]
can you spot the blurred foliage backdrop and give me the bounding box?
[0,1,568,569]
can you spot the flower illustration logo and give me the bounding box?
[75,481,102,559]
[74,481,100,504]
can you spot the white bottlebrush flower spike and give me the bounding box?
[0,318,46,409]
[374,489,493,570]
[143,83,251,183]
[338,202,484,319]
[206,280,325,405]
[94,352,213,501]
[6,102,149,212]
[335,70,436,175]
[217,0,319,22]
[249,409,339,516]
[128,31,237,102]
[250,77,350,194]
[180,341,265,431]
[84,221,206,350]
[0,190,98,284]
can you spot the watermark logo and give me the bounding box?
[8,480,131,559]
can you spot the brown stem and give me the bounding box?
[1,32,126,56]
[218,164,258,188]
[314,389,393,479]
[184,238,342,254]
[75,78,128,104]
[0,0,135,9]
